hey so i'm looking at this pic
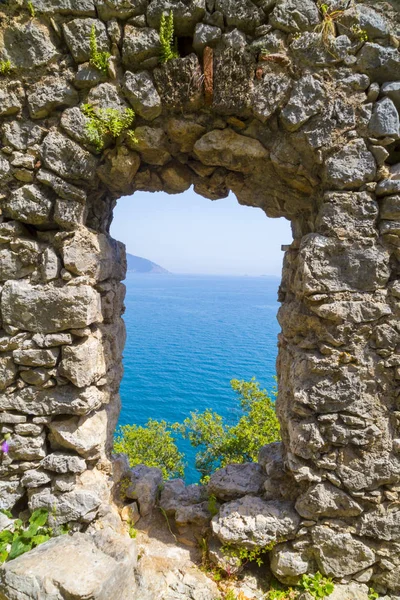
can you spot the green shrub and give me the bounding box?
[0,60,12,76]
[179,378,280,480]
[81,103,137,151]
[89,25,111,74]
[114,418,185,480]
[300,572,334,599]
[0,509,62,563]
[159,11,179,63]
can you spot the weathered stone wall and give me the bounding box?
[0,0,399,594]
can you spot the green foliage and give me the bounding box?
[221,544,265,571]
[315,3,344,46]
[224,591,237,600]
[265,588,298,600]
[207,494,219,517]
[368,589,379,600]
[179,378,280,480]
[0,509,54,563]
[127,521,137,539]
[81,103,137,151]
[350,24,368,42]
[0,60,12,76]
[89,25,111,74]
[300,572,334,599]
[114,419,185,480]
[27,1,35,16]
[159,11,179,63]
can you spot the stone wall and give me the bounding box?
[0,0,399,594]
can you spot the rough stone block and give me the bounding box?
[1,281,102,333]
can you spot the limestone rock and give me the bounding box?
[212,496,300,547]
[41,452,87,474]
[97,145,140,196]
[29,0,96,15]
[270,542,311,585]
[13,348,59,367]
[380,195,400,220]
[381,81,400,112]
[252,73,292,123]
[146,0,206,36]
[36,170,87,204]
[125,465,163,516]
[3,184,53,226]
[63,18,109,64]
[316,191,378,240]
[21,469,52,489]
[208,463,266,501]
[215,0,263,34]
[153,54,203,112]
[376,179,400,196]
[122,26,160,68]
[323,139,376,190]
[0,82,22,117]
[1,281,102,333]
[74,63,108,89]
[312,526,375,577]
[42,132,98,182]
[0,385,106,416]
[280,75,325,132]
[59,335,106,387]
[368,97,400,139]
[194,128,268,173]
[295,482,363,519]
[295,234,389,295]
[9,433,47,461]
[0,354,17,390]
[167,118,206,153]
[1,22,58,69]
[0,531,137,599]
[0,480,24,511]
[159,479,207,515]
[60,228,125,282]
[358,506,400,541]
[123,71,162,121]
[356,43,400,84]
[27,78,79,120]
[270,0,320,32]
[49,411,108,460]
[128,126,171,165]
[339,5,390,41]
[324,583,370,600]
[2,121,44,150]
[193,23,222,53]
[160,162,192,193]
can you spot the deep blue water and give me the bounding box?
[118,274,281,483]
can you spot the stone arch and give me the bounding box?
[0,0,399,595]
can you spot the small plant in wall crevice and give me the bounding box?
[89,25,111,74]
[81,103,137,151]
[159,11,179,64]
[0,508,68,563]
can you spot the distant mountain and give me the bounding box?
[126,253,169,274]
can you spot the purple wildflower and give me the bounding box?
[1,441,9,454]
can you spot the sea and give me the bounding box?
[118,273,281,483]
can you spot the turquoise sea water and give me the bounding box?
[118,273,281,483]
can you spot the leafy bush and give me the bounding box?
[81,103,137,151]
[0,509,58,563]
[114,418,185,480]
[89,25,111,74]
[300,572,334,598]
[179,378,280,480]
[159,11,179,63]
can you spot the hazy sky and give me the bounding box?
[110,187,292,276]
